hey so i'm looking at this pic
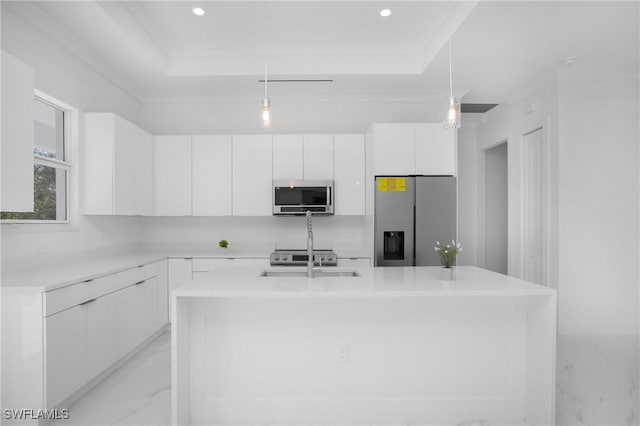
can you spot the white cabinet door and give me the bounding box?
[157,260,169,326]
[135,130,153,215]
[192,135,232,216]
[168,258,192,322]
[1,52,34,212]
[87,292,118,380]
[113,116,138,215]
[273,134,303,180]
[116,282,146,358]
[84,113,152,215]
[232,135,272,216]
[142,277,159,339]
[371,123,415,175]
[154,136,192,216]
[414,123,456,176]
[334,134,365,215]
[45,304,88,408]
[303,134,334,180]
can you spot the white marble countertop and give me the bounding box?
[174,265,556,298]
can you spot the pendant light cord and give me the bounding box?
[264,1,269,99]
[448,0,453,98]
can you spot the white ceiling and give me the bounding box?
[3,1,638,105]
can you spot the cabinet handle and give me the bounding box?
[79,298,97,306]
[83,279,94,284]
[137,264,144,268]
[134,280,145,286]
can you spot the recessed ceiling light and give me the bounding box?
[380,9,392,17]
[562,56,577,66]
[192,7,205,16]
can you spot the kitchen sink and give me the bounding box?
[259,269,360,278]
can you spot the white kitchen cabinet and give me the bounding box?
[303,134,334,180]
[45,304,88,408]
[232,135,273,216]
[333,134,365,215]
[1,52,34,212]
[273,134,304,180]
[116,281,147,358]
[192,135,233,216]
[143,277,159,338]
[414,123,456,176]
[154,135,192,216]
[87,292,118,379]
[134,128,153,215]
[370,123,415,175]
[157,260,169,325]
[370,123,457,176]
[84,113,153,215]
[168,258,193,321]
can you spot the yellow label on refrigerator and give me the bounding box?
[377,177,406,192]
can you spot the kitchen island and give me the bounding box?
[172,266,556,426]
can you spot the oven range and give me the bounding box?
[270,249,337,267]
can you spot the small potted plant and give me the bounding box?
[434,240,462,281]
[218,239,229,252]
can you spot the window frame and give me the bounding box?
[1,93,72,224]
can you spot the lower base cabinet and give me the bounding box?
[87,292,118,380]
[45,304,88,408]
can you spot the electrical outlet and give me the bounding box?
[336,346,349,363]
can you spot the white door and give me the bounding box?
[116,283,146,358]
[414,123,456,176]
[168,258,193,322]
[522,128,545,284]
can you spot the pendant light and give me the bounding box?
[261,2,271,128]
[444,1,460,130]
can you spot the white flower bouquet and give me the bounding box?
[434,240,462,268]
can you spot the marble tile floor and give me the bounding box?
[53,330,638,426]
[52,329,171,426]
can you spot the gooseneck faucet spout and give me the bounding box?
[306,210,314,279]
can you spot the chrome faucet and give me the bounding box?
[306,210,314,278]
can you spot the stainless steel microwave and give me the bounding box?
[273,180,334,215]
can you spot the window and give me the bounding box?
[1,96,70,222]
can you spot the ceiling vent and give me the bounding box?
[461,103,498,113]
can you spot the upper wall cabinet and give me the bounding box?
[414,124,456,176]
[334,134,365,215]
[370,123,456,176]
[1,52,34,212]
[192,135,232,216]
[233,135,273,216]
[153,136,192,216]
[84,113,152,215]
[303,134,334,180]
[273,134,303,180]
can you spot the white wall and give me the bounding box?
[557,76,639,334]
[1,7,144,266]
[468,67,639,335]
[140,216,369,255]
[140,96,448,135]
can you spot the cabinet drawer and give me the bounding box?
[44,274,116,317]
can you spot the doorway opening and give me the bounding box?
[485,141,508,275]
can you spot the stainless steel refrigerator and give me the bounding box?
[374,176,456,266]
